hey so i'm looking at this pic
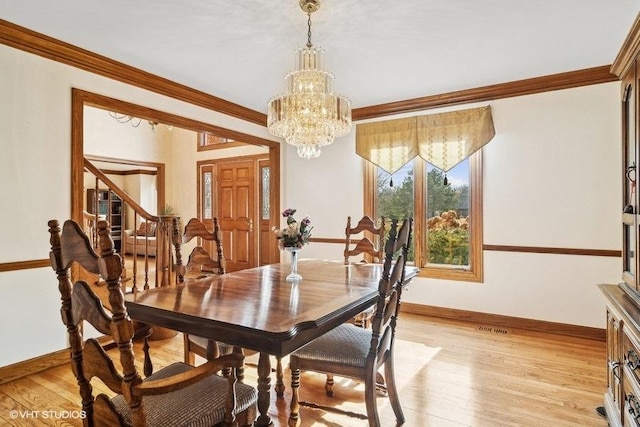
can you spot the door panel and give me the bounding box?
[217,160,256,272]
[198,165,216,257]
[201,166,214,221]
[259,161,271,266]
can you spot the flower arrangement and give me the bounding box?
[273,208,312,249]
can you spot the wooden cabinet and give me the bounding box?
[603,15,640,427]
[87,188,124,251]
[619,54,640,303]
[601,285,640,427]
[612,15,640,306]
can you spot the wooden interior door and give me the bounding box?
[216,160,256,272]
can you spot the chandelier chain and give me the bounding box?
[306,13,312,48]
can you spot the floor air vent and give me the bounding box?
[477,325,508,334]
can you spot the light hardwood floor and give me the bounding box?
[0,313,607,426]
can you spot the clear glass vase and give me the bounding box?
[285,247,302,282]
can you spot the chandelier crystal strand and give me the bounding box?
[267,0,352,159]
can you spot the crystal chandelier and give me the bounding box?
[267,0,352,159]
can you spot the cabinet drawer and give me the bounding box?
[623,370,640,427]
[624,328,640,427]
[624,332,640,386]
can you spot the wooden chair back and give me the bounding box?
[173,217,226,282]
[344,215,386,264]
[368,218,413,370]
[48,219,146,425]
[57,221,111,307]
[172,217,233,366]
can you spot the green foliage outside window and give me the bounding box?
[377,168,415,261]
[425,168,470,266]
[376,164,470,266]
[377,169,414,221]
[427,228,469,265]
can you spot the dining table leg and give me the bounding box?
[255,352,273,426]
[275,356,285,398]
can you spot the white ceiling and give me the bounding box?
[1,1,638,114]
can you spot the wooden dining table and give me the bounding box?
[124,259,418,426]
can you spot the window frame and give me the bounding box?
[197,133,245,151]
[364,150,484,282]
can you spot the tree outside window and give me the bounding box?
[366,151,483,282]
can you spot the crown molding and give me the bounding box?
[611,12,640,77]
[353,65,618,121]
[0,18,267,126]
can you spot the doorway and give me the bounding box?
[71,88,282,266]
[198,154,271,271]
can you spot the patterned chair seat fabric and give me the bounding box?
[292,323,371,370]
[112,362,257,426]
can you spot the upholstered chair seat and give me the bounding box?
[111,362,257,426]
[291,323,371,370]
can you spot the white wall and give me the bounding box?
[288,82,622,329]
[139,175,158,216]
[0,43,273,367]
[84,106,168,163]
[82,172,125,197]
[84,105,163,225]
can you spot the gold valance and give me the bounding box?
[356,106,495,174]
[355,117,418,175]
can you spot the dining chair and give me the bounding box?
[344,215,386,265]
[58,220,155,377]
[48,219,257,426]
[288,217,413,427]
[177,217,226,281]
[72,263,156,378]
[344,215,386,329]
[174,218,229,365]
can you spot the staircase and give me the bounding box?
[83,158,179,291]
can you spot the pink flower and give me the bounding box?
[282,208,296,217]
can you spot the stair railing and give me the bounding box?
[83,158,178,292]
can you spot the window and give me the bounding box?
[202,170,213,219]
[261,165,270,220]
[197,133,245,151]
[364,150,483,282]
